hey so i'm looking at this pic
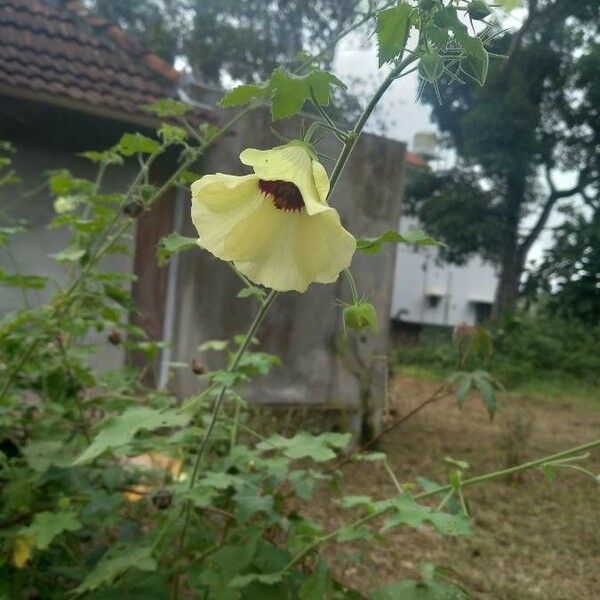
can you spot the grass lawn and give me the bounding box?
[312,371,600,599]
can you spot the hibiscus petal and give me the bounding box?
[226,200,355,292]
[239,145,330,216]
[294,209,356,286]
[191,173,263,258]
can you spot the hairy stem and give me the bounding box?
[328,54,418,197]
[171,289,278,599]
[282,438,600,572]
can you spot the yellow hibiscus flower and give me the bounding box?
[190,142,356,292]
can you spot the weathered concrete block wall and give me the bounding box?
[0,143,137,371]
[171,108,406,436]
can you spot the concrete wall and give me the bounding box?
[169,108,406,437]
[0,141,137,370]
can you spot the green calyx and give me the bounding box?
[468,0,491,20]
[289,138,318,159]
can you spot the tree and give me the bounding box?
[412,0,599,317]
[89,0,369,84]
[525,206,600,325]
[85,0,186,65]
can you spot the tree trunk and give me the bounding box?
[491,178,526,320]
[492,245,524,320]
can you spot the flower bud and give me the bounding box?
[343,301,378,334]
[123,199,144,218]
[107,330,122,345]
[191,358,206,374]
[468,0,491,20]
[54,195,77,214]
[152,489,173,510]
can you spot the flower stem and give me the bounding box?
[171,289,278,599]
[328,54,418,199]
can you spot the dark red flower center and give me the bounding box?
[258,179,305,212]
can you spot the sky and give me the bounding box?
[333,33,433,150]
[331,9,574,266]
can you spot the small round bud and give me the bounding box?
[191,358,206,375]
[152,489,173,510]
[107,330,122,345]
[343,302,378,334]
[123,199,144,218]
[467,0,491,20]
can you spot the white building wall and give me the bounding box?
[391,218,498,327]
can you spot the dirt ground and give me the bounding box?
[313,373,600,600]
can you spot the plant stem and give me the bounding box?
[328,54,418,198]
[171,289,278,599]
[282,438,600,572]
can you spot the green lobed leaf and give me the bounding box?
[21,441,70,473]
[376,3,413,66]
[234,492,275,524]
[0,269,48,289]
[268,68,346,120]
[229,572,283,588]
[219,68,346,120]
[381,495,471,535]
[73,407,190,465]
[156,232,198,266]
[220,83,267,108]
[198,339,229,351]
[257,432,350,462]
[237,285,266,301]
[236,351,281,376]
[472,370,497,418]
[299,557,331,599]
[447,371,473,408]
[116,132,161,156]
[78,149,123,165]
[357,229,443,255]
[75,546,157,593]
[142,98,193,117]
[20,511,82,550]
[49,247,86,263]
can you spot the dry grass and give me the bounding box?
[310,374,600,599]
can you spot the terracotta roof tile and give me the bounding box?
[0,0,203,123]
[405,151,429,168]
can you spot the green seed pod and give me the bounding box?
[343,302,378,334]
[419,52,445,83]
[468,0,491,20]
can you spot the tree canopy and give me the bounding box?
[88,0,370,84]
[410,0,599,316]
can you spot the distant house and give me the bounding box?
[0,0,214,371]
[391,143,498,333]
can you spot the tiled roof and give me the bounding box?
[0,0,198,124]
[405,151,428,168]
